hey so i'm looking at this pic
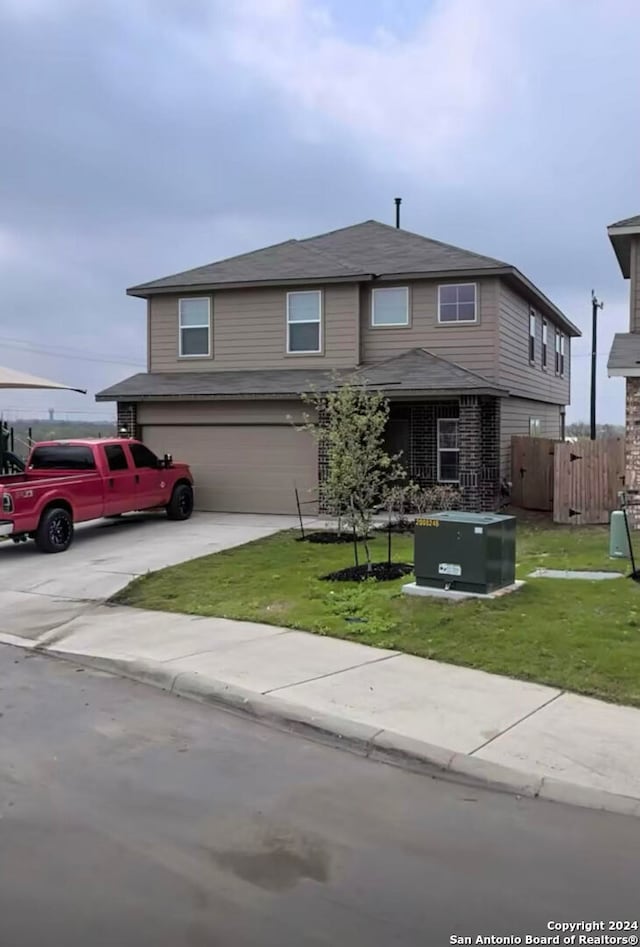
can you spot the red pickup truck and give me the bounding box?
[0,438,194,553]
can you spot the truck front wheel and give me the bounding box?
[166,484,194,521]
[35,507,74,553]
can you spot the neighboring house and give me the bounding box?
[97,220,580,514]
[607,213,640,501]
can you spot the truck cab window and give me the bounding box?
[103,444,129,472]
[129,443,159,469]
[30,445,95,470]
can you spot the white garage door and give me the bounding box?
[142,424,318,515]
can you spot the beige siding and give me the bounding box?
[137,399,310,426]
[149,284,359,373]
[631,239,640,331]
[498,283,570,404]
[360,278,499,379]
[500,397,561,476]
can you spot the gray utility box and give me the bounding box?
[414,512,516,594]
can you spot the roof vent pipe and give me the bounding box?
[394,197,402,228]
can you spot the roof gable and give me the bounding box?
[608,213,640,277]
[128,219,508,295]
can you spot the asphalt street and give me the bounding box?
[1,644,639,947]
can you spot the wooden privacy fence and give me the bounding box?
[511,436,625,525]
[511,436,556,511]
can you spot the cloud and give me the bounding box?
[0,0,638,423]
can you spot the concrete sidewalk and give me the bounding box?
[6,602,639,817]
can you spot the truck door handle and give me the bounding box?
[108,478,114,488]
[134,474,140,484]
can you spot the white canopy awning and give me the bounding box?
[0,366,86,394]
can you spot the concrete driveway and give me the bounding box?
[0,512,309,642]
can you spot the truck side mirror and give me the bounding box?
[163,453,173,468]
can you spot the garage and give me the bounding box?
[139,401,318,515]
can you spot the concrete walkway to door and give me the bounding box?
[0,512,317,642]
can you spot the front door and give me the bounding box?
[385,412,411,473]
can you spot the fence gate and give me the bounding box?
[511,436,556,511]
[553,438,625,525]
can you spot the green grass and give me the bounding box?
[114,519,640,707]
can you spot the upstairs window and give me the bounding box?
[287,291,322,353]
[560,335,565,376]
[179,298,211,357]
[438,284,477,323]
[542,320,548,369]
[371,287,409,326]
[529,310,536,363]
[437,418,460,483]
[555,330,561,374]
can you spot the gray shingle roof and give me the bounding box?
[607,333,640,375]
[609,214,640,229]
[300,221,507,276]
[353,348,507,394]
[96,348,507,401]
[128,220,509,294]
[129,239,365,293]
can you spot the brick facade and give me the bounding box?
[116,402,140,439]
[626,378,640,526]
[479,396,501,509]
[316,401,330,513]
[408,401,458,485]
[316,395,502,515]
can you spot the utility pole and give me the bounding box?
[590,290,604,440]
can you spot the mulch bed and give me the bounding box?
[296,531,359,544]
[321,562,414,582]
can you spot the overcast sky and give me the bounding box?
[1,0,639,423]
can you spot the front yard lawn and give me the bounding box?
[114,520,640,707]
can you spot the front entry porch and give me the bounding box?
[384,395,501,511]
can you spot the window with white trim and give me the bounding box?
[438,284,477,323]
[179,298,211,357]
[371,287,409,326]
[529,418,541,437]
[287,291,321,353]
[560,334,565,376]
[542,320,548,369]
[554,330,561,374]
[437,418,459,483]
[529,310,536,363]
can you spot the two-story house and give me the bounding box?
[97,220,580,514]
[607,214,640,499]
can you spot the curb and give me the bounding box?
[42,647,640,820]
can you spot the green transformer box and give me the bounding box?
[414,512,516,594]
